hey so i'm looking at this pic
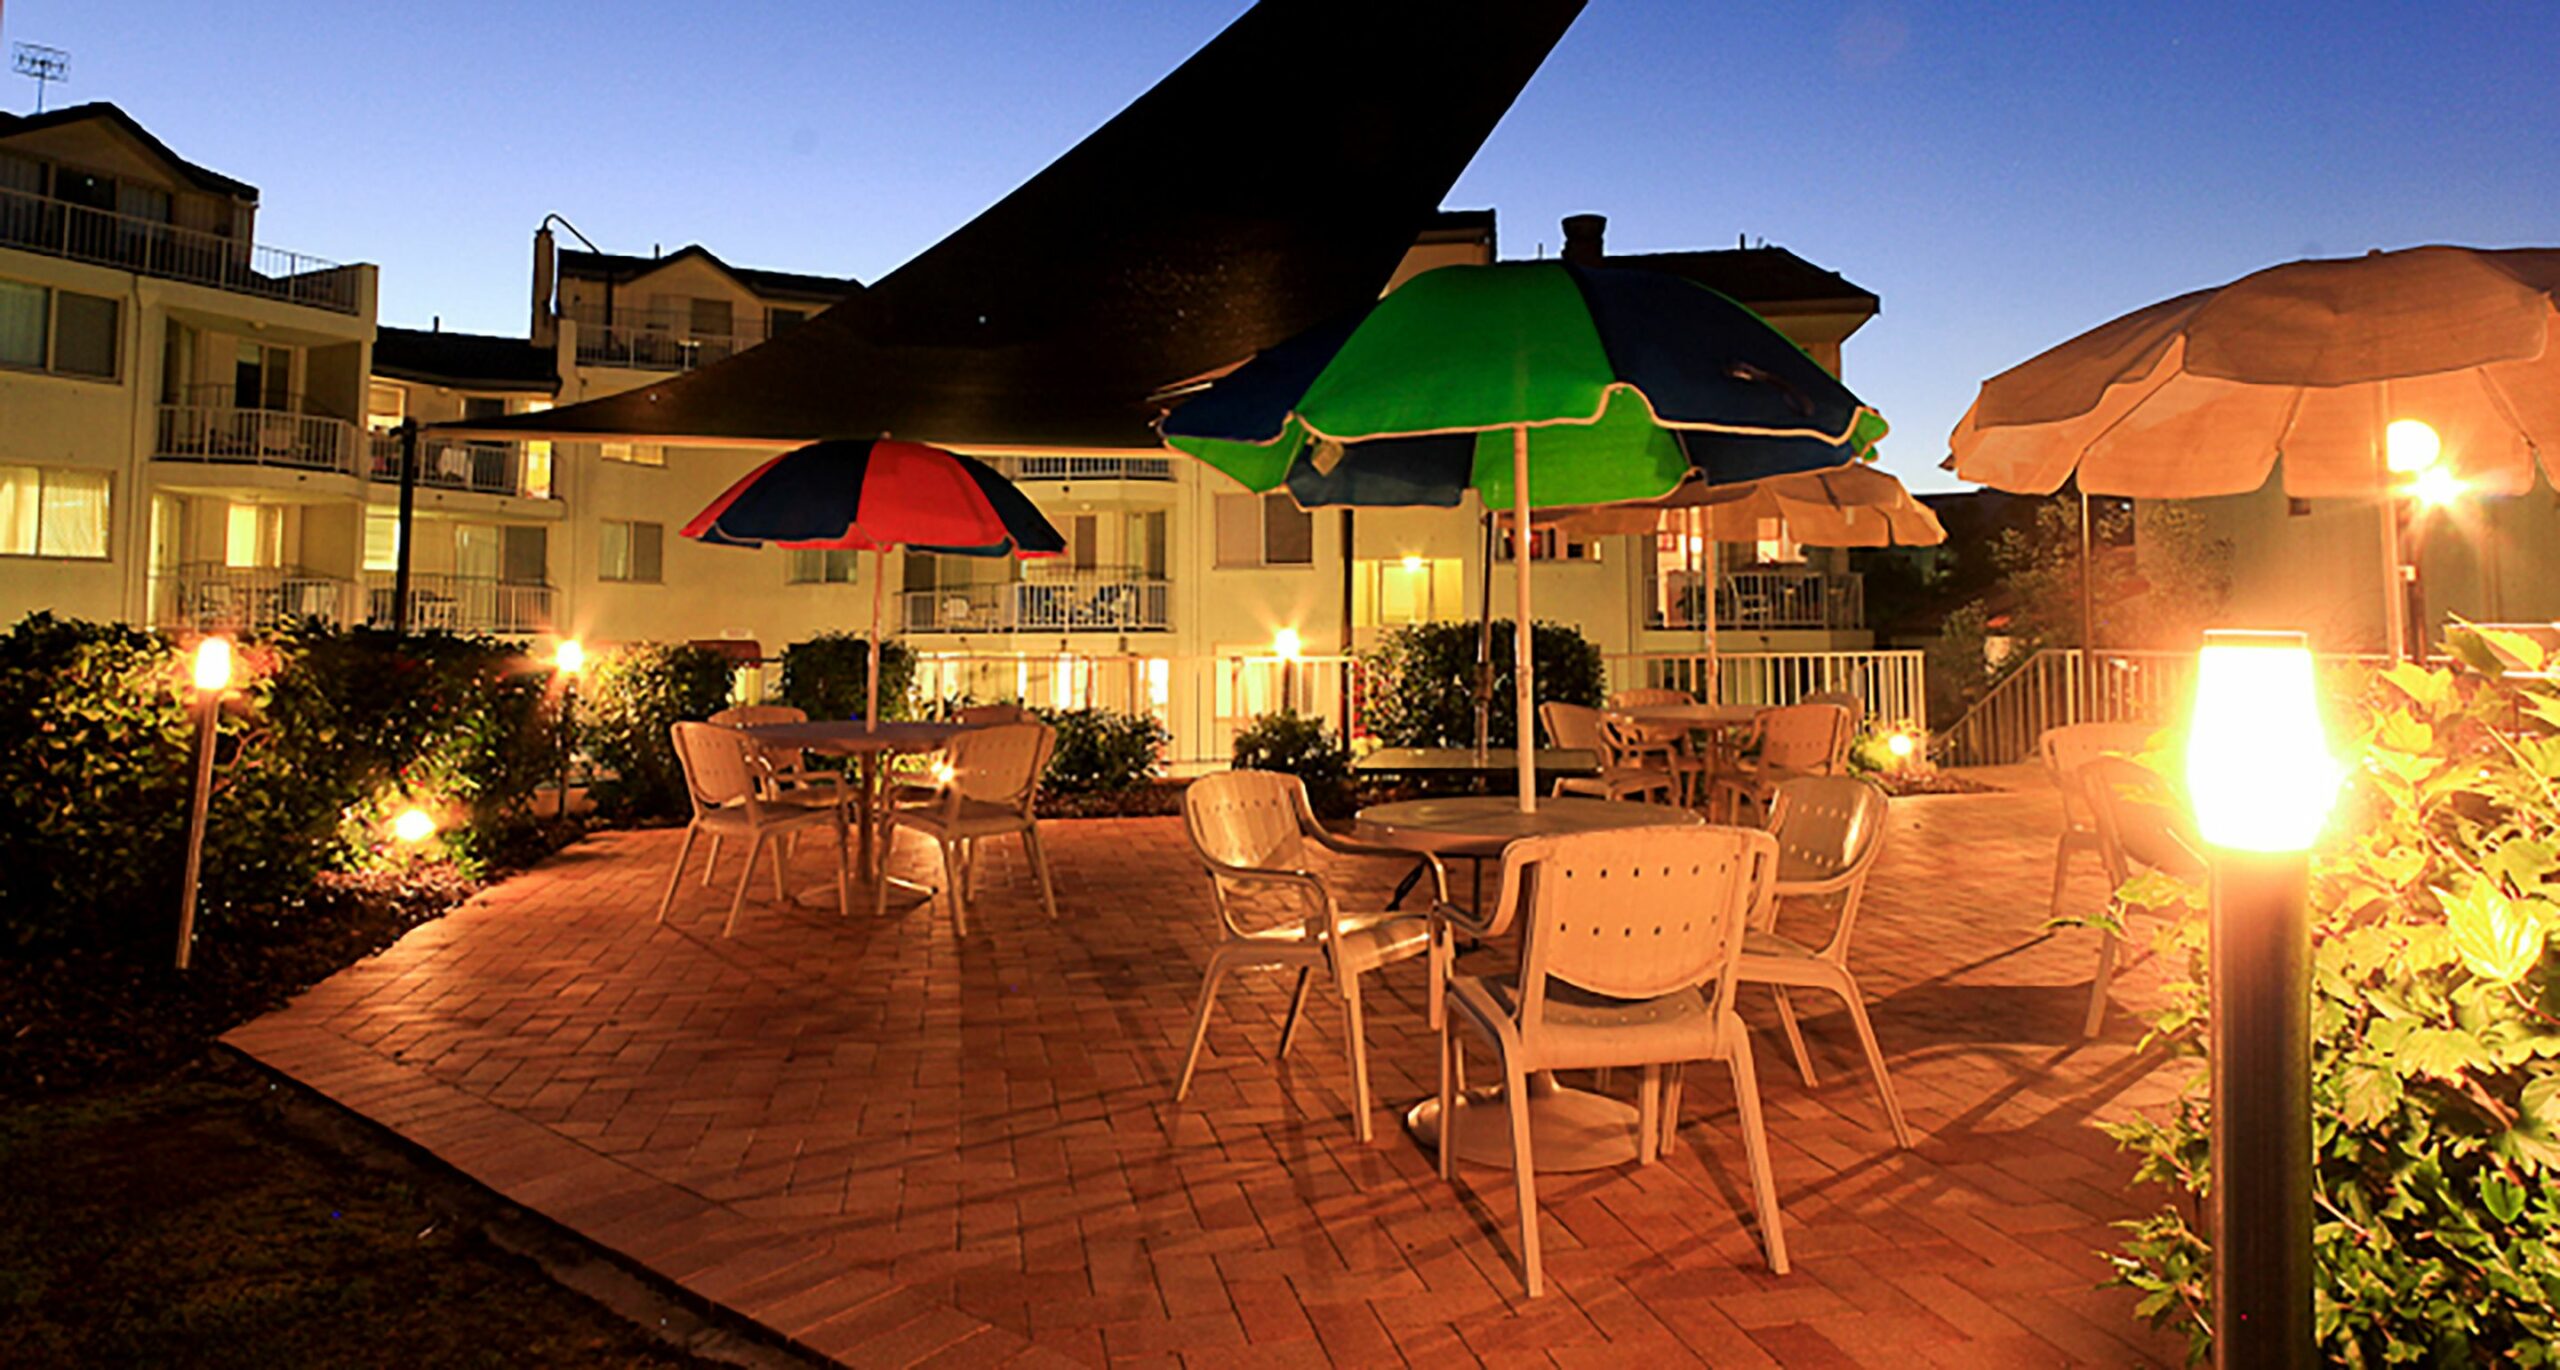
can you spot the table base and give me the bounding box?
[1404,1078,1641,1172]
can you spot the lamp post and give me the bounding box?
[2185,630,2338,1370]
[555,638,585,818]
[175,635,232,970]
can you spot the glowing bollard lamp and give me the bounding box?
[2186,631,2337,1369]
[175,636,233,970]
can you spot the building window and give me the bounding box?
[600,519,662,582]
[1215,491,1313,567]
[768,307,809,335]
[787,547,859,584]
[363,509,400,571]
[0,464,109,558]
[689,297,732,339]
[1753,517,1805,565]
[224,503,285,569]
[366,383,406,432]
[1497,526,1600,562]
[1353,556,1464,628]
[600,441,664,467]
[0,279,120,381]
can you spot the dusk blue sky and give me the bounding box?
[10,2,2552,490]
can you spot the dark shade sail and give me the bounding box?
[451,0,1587,451]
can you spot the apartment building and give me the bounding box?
[0,103,377,634]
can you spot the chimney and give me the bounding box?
[1561,213,1606,266]
[530,225,558,348]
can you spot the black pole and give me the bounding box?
[2208,850,2316,1369]
[558,678,577,819]
[392,418,420,636]
[1339,508,1355,735]
[2079,483,2097,723]
[1473,511,1495,754]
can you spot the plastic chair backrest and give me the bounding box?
[1804,690,1866,732]
[958,702,1038,727]
[1766,776,1888,886]
[947,721,1053,809]
[2079,755,2206,884]
[1757,703,1852,773]
[2040,722,2159,826]
[710,704,805,728]
[1183,770,1311,876]
[1608,687,1692,710]
[1540,700,1604,752]
[671,722,757,816]
[1499,825,1774,1032]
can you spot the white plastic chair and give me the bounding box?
[876,720,1058,933]
[2038,721,2160,920]
[1802,689,1867,734]
[1437,824,1786,1296]
[956,702,1039,726]
[706,704,845,869]
[1175,770,1448,1143]
[1739,776,1912,1149]
[2079,754,2205,1037]
[657,721,849,936]
[1710,702,1853,822]
[1539,702,1675,803]
[1607,687,1713,805]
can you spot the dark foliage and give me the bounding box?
[1361,619,1604,749]
[1232,710,1354,817]
[578,642,737,821]
[1032,706,1169,794]
[778,632,916,723]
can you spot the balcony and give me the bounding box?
[1648,567,1864,631]
[156,392,359,476]
[906,567,1171,634]
[566,306,770,373]
[979,454,1175,483]
[0,185,362,314]
[367,432,551,500]
[159,563,353,632]
[363,573,555,635]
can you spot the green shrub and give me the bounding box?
[2104,626,2560,1364]
[1033,706,1167,795]
[779,633,914,723]
[0,614,559,956]
[578,642,736,821]
[1361,619,1604,749]
[1232,711,1353,817]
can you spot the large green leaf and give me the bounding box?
[2444,880,2550,984]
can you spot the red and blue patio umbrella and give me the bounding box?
[683,438,1064,730]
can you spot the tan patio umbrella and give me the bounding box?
[1948,244,2560,657]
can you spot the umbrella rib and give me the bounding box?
[1286,380,1877,450]
[2046,358,2197,496]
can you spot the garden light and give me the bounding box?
[555,638,585,676]
[393,807,437,844]
[2186,631,2337,853]
[192,635,233,692]
[176,636,236,970]
[1273,628,1301,661]
[2384,418,2440,474]
[1885,731,1916,761]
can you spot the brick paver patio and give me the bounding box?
[227,782,2190,1366]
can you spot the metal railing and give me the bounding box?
[979,453,1176,483]
[158,563,353,631]
[0,185,361,313]
[1935,649,2199,768]
[904,568,1172,633]
[564,305,770,372]
[155,399,359,475]
[366,432,551,499]
[1606,648,1929,731]
[1647,567,1864,630]
[362,572,555,635]
[898,650,1368,771]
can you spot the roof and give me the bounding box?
[1602,245,1878,315]
[557,246,861,304]
[0,102,258,201]
[373,326,559,392]
[448,0,1588,451]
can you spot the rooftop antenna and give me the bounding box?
[13,43,67,113]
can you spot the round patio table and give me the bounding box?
[1607,701,1762,729]
[737,720,970,896]
[1352,796,1707,1172]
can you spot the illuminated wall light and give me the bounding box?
[2186,631,2339,852]
[555,638,586,675]
[2406,465,2467,508]
[192,636,234,692]
[1401,554,1425,573]
[1273,628,1302,660]
[392,806,437,844]
[2384,418,2440,475]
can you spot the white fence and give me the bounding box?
[367,432,550,499]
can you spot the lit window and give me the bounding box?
[787,548,859,584]
[363,510,400,571]
[0,464,109,558]
[1497,526,1600,562]
[1353,556,1464,627]
[366,383,406,432]
[1754,517,1804,565]
[224,503,284,569]
[600,441,664,467]
[600,519,662,582]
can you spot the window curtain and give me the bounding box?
[0,464,38,555]
[37,469,107,557]
[0,280,47,369]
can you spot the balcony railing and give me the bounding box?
[159,563,353,631]
[1648,568,1864,631]
[565,306,772,373]
[366,432,551,499]
[155,398,359,476]
[979,454,1175,483]
[905,568,1172,633]
[363,572,555,635]
[0,185,362,314]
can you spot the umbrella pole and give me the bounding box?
[1475,512,1494,757]
[1699,506,1719,702]
[1512,427,1535,814]
[868,546,885,733]
[2079,483,2098,721]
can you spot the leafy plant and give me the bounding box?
[1032,706,1167,795]
[1361,619,1604,749]
[2103,625,2560,1364]
[578,642,736,821]
[778,633,914,723]
[1232,710,1354,817]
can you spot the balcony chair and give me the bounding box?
[1436,824,1787,1296]
[1537,702,1676,803]
[876,720,1059,934]
[2037,721,2162,921]
[1607,686,1715,805]
[2078,755,2206,1037]
[1709,702,1854,823]
[1738,776,1913,1149]
[1175,770,1448,1143]
[657,722,850,936]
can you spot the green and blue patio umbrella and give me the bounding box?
[1161,260,1887,809]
